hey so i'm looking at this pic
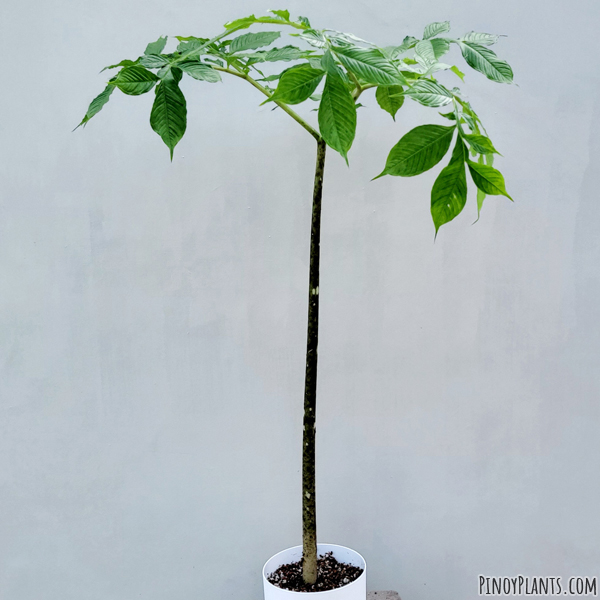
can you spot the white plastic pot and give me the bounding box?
[263,543,367,600]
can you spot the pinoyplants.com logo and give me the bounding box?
[478,575,598,596]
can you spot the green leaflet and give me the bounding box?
[431,138,468,232]
[229,31,281,53]
[150,78,187,160]
[462,133,499,155]
[180,62,222,82]
[439,111,456,120]
[459,42,513,83]
[145,36,167,55]
[268,65,325,104]
[113,66,158,95]
[450,65,465,81]
[462,31,499,46]
[423,21,450,39]
[475,153,495,217]
[415,40,436,65]
[177,38,206,57]
[320,50,346,79]
[404,79,453,107]
[431,38,450,59]
[467,159,512,199]
[331,45,406,85]
[375,85,404,120]
[101,59,139,73]
[139,54,170,68]
[376,124,455,178]
[75,83,115,129]
[318,72,357,163]
[270,9,290,20]
[244,46,306,63]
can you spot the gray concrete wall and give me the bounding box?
[1,0,599,598]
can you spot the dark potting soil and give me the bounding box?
[266,551,364,593]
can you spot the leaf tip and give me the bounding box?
[371,171,386,181]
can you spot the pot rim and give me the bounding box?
[262,543,366,596]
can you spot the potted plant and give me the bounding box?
[76,9,513,597]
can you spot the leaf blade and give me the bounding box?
[269,65,325,104]
[318,72,357,162]
[431,138,468,232]
[113,66,159,95]
[150,79,187,160]
[331,45,406,85]
[375,85,404,120]
[377,124,456,178]
[75,84,115,130]
[467,160,512,199]
[229,31,281,53]
[423,21,450,39]
[459,42,513,83]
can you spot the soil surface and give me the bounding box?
[266,551,364,593]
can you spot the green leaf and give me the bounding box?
[101,59,139,73]
[450,65,465,81]
[376,124,455,178]
[229,31,281,53]
[297,15,311,27]
[430,38,450,59]
[139,54,170,68]
[270,9,290,20]
[75,84,114,130]
[431,138,468,232]
[462,133,499,155]
[438,110,456,120]
[331,45,406,85]
[396,36,419,53]
[476,155,486,217]
[415,40,436,65]
[268,65,325,104]
[462,31,499,46]
[467,159,512,199]
[224,14,258,31]
[318,72,357,163]
[404,79,453,107]
[244,45,306,63]
[145,36,167,55]
[113,66,158,95]
[176,38,207,56]
[150,79,187,160]
[375,85,404,120]
[423,21,450,39]
[459,42,513,83]
[299,29,328,49]
[180,62,221,82]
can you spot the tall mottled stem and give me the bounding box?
[302,139,326,585]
